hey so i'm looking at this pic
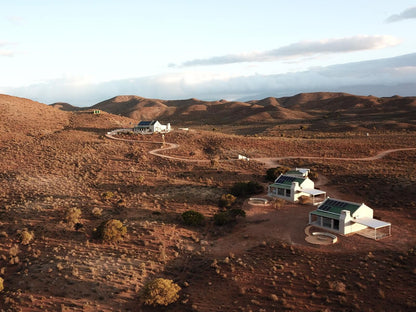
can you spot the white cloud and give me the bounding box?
[3,53,416,106]
[0,42,15,57]
[179,35,401,67]
[386,7,416,23]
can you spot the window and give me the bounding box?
[270,187,277,194]
[285,189,291,197]
[278,188,284,196]
[323,217,332,228]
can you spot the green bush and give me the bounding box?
[308,171,319,181]
[181,210,205,226]
[229,208,246,218]
[93,219,127,242]
[266,166,290,181]
[214,211,233,226]
[218,193,236,208]
[214,209,245,226]
[230,181,264,197]
[141,278,181,306]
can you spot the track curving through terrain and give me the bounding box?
[106,131,416,167]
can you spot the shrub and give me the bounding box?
[91,207,103,217]
[93,219,127,242]
[229,208,246,218]
[181,210,205,226]
[308,171,319,181]
[0,277,3,292]
[218,193,236,208]
[101,191,114,200]
[141,278,181,306]
[19,229,34,245]
[214,211,233,226]
[65,208,82,228]
[214,209,245,226]
[230,181,264,197]
[266,166,290,181]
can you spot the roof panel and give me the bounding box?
[353,218,391,229]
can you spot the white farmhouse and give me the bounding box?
[309,198,391,239]
[133,120,171,134]
[268,172,326,205]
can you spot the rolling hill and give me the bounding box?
[90,92,416,131]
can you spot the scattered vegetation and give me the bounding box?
[140,278,181,306]
[65,207,82,228]
[218,193,236,208]
[214,208,246,226]
[230,181,263,197]
[18,229,34,245]
[93,219,127,242]
[181,210,205,226]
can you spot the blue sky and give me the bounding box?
[1,1,416,106]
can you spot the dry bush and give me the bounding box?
[91,207,103,217]
[141,278,181,306]
[65,207,82,227]
[218,193,236,208]
[93,219,127,242]
[0,277,3,292]
[18,229,34,245]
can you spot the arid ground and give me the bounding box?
[0,93,415,311]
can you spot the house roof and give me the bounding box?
[137,120,157,126]
[310,210,341,220]
[286,168,309,177]
[316,198,362,215]
[274,174,306,186]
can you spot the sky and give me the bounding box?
[1,0,416,106]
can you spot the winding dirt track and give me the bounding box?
[106,132,416,167]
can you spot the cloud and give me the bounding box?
[0,42,15,57]
[179,35,400,67]
[3,53,416,106]
[386,7,416,23]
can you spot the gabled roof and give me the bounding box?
[137,120,157,126]
[286,168,309,177]
[274,174,306,186]
[316,198,362,215]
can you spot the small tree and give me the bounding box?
[218,193,236,208]
[230,181,264,197]
[141,278,181,306]
[181,210,205,226]
[266,166,290,181]
[93,219,127,242]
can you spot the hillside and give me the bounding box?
[0,93,415,311]
[0,94,70,141]
[90,93,416,131]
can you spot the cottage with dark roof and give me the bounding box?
[309,198,391,239]
[268,171,326,205]
[133,120,171,134]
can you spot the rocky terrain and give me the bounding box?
[0,93,415,311]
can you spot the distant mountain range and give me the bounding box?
[2,92,415,134]
[84,92,416,130]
